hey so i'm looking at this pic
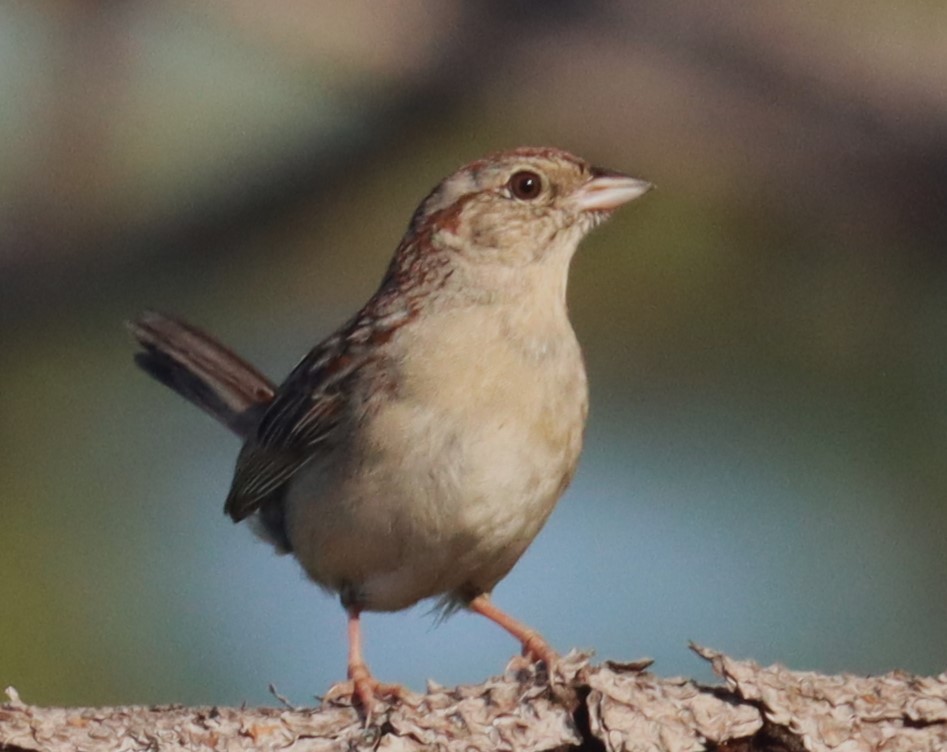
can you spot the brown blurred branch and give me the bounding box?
[2,646,944,752]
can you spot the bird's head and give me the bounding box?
[409,147,651,268]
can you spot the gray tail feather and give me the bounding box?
[128,310,275,438]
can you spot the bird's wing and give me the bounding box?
[224,332,359,522]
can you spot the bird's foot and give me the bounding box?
[505,635,561,684]
[349,662,404,708]
[325,662,404,720]
[519,631,559,670]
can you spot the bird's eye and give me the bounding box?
[508,170,543,201]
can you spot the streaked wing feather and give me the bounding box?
[225,447,311,521]
[224,339,352,522]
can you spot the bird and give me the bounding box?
[129,146,651,711]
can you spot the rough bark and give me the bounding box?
[2,646,945,751]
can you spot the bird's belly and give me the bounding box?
[284,343,587,612]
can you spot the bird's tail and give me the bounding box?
[128,310,275,438]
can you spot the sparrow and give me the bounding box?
[129,147,651,711]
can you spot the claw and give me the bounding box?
[348,662,404,710]
[519,629,559,669]
[326,669,404,723]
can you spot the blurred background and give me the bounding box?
[1,1,945,708]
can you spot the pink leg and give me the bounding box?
[468,594,559,668]
[345,608,402,711]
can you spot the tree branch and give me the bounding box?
[2,646,944,751]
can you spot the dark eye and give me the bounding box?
[508,170,543,201]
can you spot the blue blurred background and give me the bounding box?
[1,2,945,707]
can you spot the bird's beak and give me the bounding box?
[569,169,653,212]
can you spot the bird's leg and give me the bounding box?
[344,607,402,712]
[468,594,559,669]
